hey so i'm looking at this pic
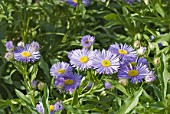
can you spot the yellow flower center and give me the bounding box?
[102,60,111,67]
[73,0,78,3]
[64,79,74,86]
[118,49,128,55]
[130,62,137,67]
[50,105,55,112]
[58,68,65,74]
[128,70,139,77]
[21,51,31,57]
[80,56,88,63]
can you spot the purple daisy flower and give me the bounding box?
[66,0,90,7]
[145,71,156,83]
[69,49,94,71]
[6,41,14,52]
[50,62,73,77]
[118,63,149,84]
[92,49,120,75]
[36,102,44,114]
[54,78,65,92]
[81,35,95,48]
[13,44,40,63]
[63,73,81,94]
[108,43,137,61]
[50,101,63,114]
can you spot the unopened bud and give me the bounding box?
[144,0,149,5]
[148,42,155,50]
[154,57,160,65]
[17,41,25,47]
[5,52,14,61]
[137,46,147,55]
[133,40,141,49]
[37,82,45,91]
[118,78,128,86]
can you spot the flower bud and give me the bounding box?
[31,80,37,89]
[137,46,147,55]
[118,78,128,86]
[6,41,14,51]
[154,57,160,65]
[148,42,155,50]
[145,71,156,83]
[37,82,45,91]
[104,81,112,89]
[144,0,149,5]
[4,52,14,61]
[17,41,25,47]
[133,40,141,49]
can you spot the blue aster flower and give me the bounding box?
[50,101,63,114]
[6,41,14,52]
[13,44,40,63]
[69,49,94,71]
[66,0,90,7]
[108,43,137,61]
[92,49,120,75]
[81,35,95,48]
[50,62,73,77]
[118,63,149,84]
[36,102,44,114]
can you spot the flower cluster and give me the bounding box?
[36,101,63,114]
[5,41,40,63]
[67,35,156,84]
[50,62,82,94]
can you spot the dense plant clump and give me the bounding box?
[0,0,170,114]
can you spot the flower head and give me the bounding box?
[36,102,44,114]
[69,49,94,71]
[13,44,40,63]
[81,35,95,48]
[109,43,137,61]
[118,63,149,84]
[92,49,120,75]
[4,52,14,61]
[145,71,156,83]
[6,41,14,51]
[66,0,90,7]
[50,62,72,77]
[50,101,63,114]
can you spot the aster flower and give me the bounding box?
[6,41,14,51]
[13,44,40,63]
[4,52,14,61]
[55,73,81,94]
[92,49,120,75]
[50,62,72,77]
[118,63,149,84]
[145,71,156,83]
[125,0,141,4]
[54,78,65,92]
[66,0,90,7]
[108,43,137,61]
[69,49,94,70]
[81,35,95,48]
[50,101,63,114]
[36,102,44,114]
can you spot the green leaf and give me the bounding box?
[39,57,50,81]
[79,3,86,18]
[155,3,165,18]
[42,84,50,114]
[29,64,38,82]
[104,13,117,20]
[71,89,79,106]
[117,88,143,114]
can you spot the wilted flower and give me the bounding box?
[145,71,156,83]
[81,35,95,48]
[118,63,149,84]
[69,49,94,71]
[133,40,141,49]
[50,101,63,114]
[50,62,72,77]
[92,49,120,75]
[137,46,146,55]
[109,43,137,61]
[17,41,25,47]
[6,41,14,52]
[4,52,14,61]
[13,44,40,63]
[36,102,44,114]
